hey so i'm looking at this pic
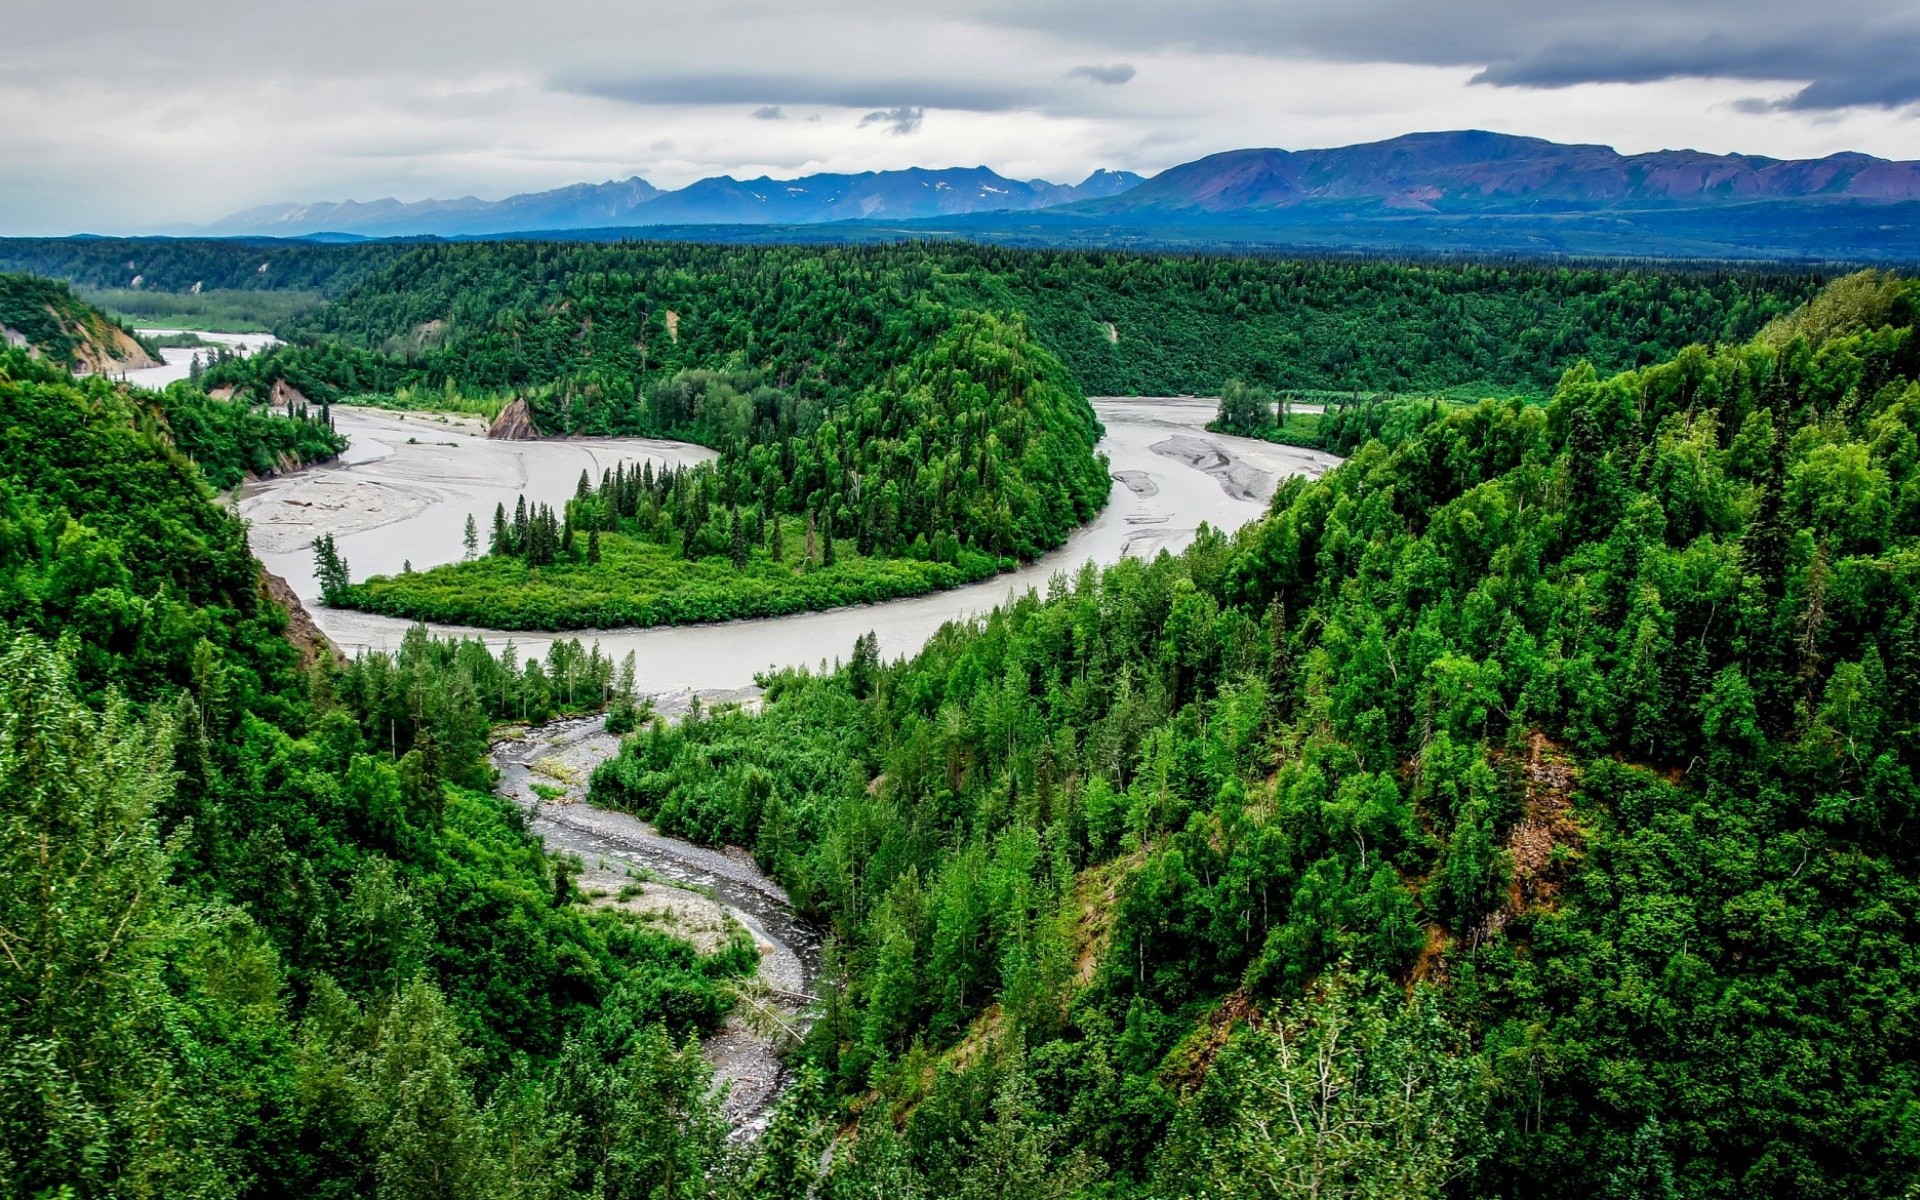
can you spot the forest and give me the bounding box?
[330,310,1109,629]
[4,246,1917,1198]
[0,347,766,1198]
[164,239,1813,630]
[583,269,1920,1197]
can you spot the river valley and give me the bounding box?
[126,349,1342,1131]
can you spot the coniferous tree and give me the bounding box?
[490,502,511,556]
[313,533,351,603]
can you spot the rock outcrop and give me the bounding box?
[489,396,539,440]
[268,377,312,413]
[259,568,343,668]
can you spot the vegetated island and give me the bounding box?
[316,309,1107,629]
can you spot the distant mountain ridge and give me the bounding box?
[210,166,1147,237]
[178,131,1920,259]
[1067,130,1920,216]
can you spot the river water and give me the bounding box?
[236,397,1339,693]
[117,329,280,387]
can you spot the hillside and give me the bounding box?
[252,240,1819,399]
[588,270,1920,1197]
[0,271,159,372]
[0,345,757,1196]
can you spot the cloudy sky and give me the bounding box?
[5,0,1918,234]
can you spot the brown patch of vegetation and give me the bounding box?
[1506,730,1584,912]
[1071,851,1142,985]
[1160,988,1261,1096]
[1411,921,1452,987]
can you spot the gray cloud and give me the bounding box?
[560,71,1043,113]
[1069,62,1136,85]
[860,105,925,135]
[1,0,1914,233]
[1463,22,1920,111]
[973,0,1920,110]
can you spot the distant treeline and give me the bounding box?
[0,237,1826,399]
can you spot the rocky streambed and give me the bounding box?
[490,690,820,1136]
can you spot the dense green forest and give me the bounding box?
[0,348,767,1198]
[581,270,1920,1197]
[0,240,402,331]
[7,244,1915,1197]
[261,241,1818,401]
[175,240,1813,630]
[2,238,1821,401]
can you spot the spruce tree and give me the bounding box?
[490,502,511,556]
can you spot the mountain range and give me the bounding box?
[1068,130,1920,216]
[196,131,1920,260]
[208,167,1146,238]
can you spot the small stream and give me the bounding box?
[490,695,822,1135]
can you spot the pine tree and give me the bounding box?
[730,508,747,568]
[463,513,478,560]
[822,511,836,567]
[313,533,351,604]
[587,527,601,564]
[490,502,511,556]
[771,515,785,564]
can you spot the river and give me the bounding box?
[236,398,1340,694]
[132,345,1341,1129]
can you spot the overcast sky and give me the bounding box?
[5,0,1918,234]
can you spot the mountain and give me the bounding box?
[1066,130,1920,216]
[209,167,1146,237]
[164,132,1920,259]
[209,176,663,238]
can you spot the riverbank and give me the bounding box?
[244,397,1341,692]
[492,694,820,1135]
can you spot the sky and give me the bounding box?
[4,0,1918,234]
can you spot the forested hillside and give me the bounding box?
[5,245,1916,1197]
[161,239,1807,631]
[0,349,760,1198]
[0,272,160,373]
[585,270,1920,1197]
[258,240,1815,399]
[342,311,1108,629]
[2,238,1819,400]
